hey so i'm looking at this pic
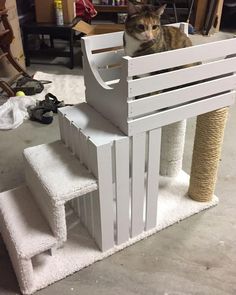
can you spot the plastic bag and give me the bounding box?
[0,96,36,130]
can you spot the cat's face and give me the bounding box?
[125,3,166,42]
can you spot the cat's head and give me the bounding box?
[125,2,166,42]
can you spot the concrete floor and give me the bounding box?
[0,31,236,295]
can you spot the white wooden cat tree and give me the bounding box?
[0,23,236,294]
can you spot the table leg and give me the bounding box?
[23,29,30,66]
[69,30,74,69]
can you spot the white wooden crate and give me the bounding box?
[81,24,236,135]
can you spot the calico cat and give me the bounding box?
[123,2,192,58]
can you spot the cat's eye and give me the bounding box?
[137,24,145,31]
[152,25,159,30]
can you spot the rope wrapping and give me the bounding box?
[188,107,229,202]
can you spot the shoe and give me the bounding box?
[38,93,65,113]
[28,106,53,124]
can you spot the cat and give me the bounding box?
[123,2,193,58]
[123,2,195,98]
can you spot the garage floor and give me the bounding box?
[0,31,236,295]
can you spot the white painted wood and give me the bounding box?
[96,143,115,251]
[70,122,78,155]
[82,31,124,51]
[128,57,236,97]
[63,115,71,147]
[115,138,130,245]
[79,196,87,228]
[72,124,81,161]
[79,131,89,169]
[128,74,236,118]
[92,190,102,243]
[128,92,235,135]
[58,111,65,143]
[84,193,94,237]
[81,29,236,136]
[126,38,236,76]
[145,128,161,231]
[81,38,129,134]
[98,66,121,83]
[131,133,146,237]
[93,49,124,67]
[87,139,98,178]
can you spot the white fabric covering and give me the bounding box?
[0,169,218,295]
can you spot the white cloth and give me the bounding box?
[0,96,36,130]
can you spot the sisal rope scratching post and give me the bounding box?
[160,120,186,177]
[188,107,229,202]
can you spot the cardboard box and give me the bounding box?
[73,20,124,35]
[0,0,26,78]
[35,0,76,24]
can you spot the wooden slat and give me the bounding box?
[58,112,65,143]
[93,49,124,67]
[128,92,235,135]
[131,132,146,238]
[115,138,130,245]
[128,74,236,118]
[84,193,94,237]
[128,57,236,97]
[96,143,114,251]
[126,38,236,76]
[63,116,71,148]
[79,131,89,168]
[87,139,98,178]
[82,31,124,51]
[145,128,161,231]
[73,125,81,161]
[79,196,87,227]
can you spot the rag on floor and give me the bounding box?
[0,96,36,130]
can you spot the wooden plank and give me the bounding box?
[128,92,235,135]
[79,196,87,227]
[126,38,236,76]
[63,116,71,148]
[70,122,78,155]
[93,49,124,67]
[96,143,115,251]
[128,74,236,118]
[84,193,94,237]
[73,125,81,161]
[58,112,66,143]
[87,139,98,178]
[115,138,130,245]
[131,132,146,238]
[79,131,89,169]
[92,190,102,242]
[82,31,124,51]
[145,129,161,231]
[128,57,236,97]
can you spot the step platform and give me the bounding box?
[0,171,218,294]
[23,140,98,244]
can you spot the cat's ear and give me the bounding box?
[127,1,142,16]
[155,4,166,16]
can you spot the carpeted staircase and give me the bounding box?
[0,103,218,294]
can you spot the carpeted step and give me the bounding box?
[23,140,98,243]
[0,185,57,259]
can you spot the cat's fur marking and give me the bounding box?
[124,2,192,57]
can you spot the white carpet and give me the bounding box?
[33,71,86,105]
[0,170,218,294]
